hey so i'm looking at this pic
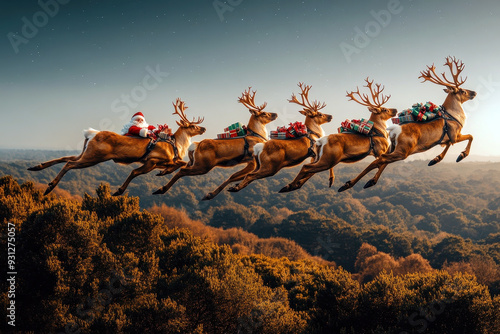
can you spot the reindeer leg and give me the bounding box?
[44,159,100,195]
[328,168,335,187]
[153,164,211,195]
[28,156,77,171]
[28,139,89,171]
[157,160,187,176]
[280,158,335,193]
[339,140,415,192]
[362,162,389,189]
[204,162,256,200]
[338,159,381,192]
[428,143,451,166]
[113,161,157,196]
[290,171,318,191]
[228,162,279,193]
[455,134,473,162]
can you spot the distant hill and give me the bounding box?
[1,149,499,228]
[2,175,499,333]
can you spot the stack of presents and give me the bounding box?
[270,121,308,139]
[338,118,374,135]
[392,102,443,124]
[217,122,247,139]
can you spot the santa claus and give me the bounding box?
[121,112,157,139]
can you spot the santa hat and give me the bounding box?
[131,112,145,121]
[121,112,147,135]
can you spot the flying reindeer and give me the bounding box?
[28,99,205,195]
[153,88,278,199]
[279,78,397,193]
[338,56,476,192]
[227,82,332,193]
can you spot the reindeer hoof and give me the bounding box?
[112,190,123,196]
[428,158,439,166]
[201,193,214,201]
[363,179,377,189]
[43,187,53,196]
[152,188,164,195]
[338,181,352,192]
[227,185,239,193]
[456,152,466,163]
[279,185,291,193]
[329,177,334,188]
[27,165,42,171]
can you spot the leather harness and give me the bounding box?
[138,136,178,162]
[395,107,462,147]
[215,127,319,162]
[243,128,267,158]
[433,108,462,146]
[341,128,387,160]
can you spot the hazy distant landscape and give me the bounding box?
[1,149,499,332]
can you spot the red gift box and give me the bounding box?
[338,118,373,134]
[270,131,287,139]
[272,122,308,139]
[217,133,231,139]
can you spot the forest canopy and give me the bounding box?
[1,151,500,332]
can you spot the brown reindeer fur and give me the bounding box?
[28,99,205,195]
[279,105,396,192]
[227,83,333,192]
[153,88,278,200]
[338,57,476,192]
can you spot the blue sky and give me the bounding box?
[1,0,499,160]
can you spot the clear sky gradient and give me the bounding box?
[1,0,499,160]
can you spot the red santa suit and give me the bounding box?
[121,112,157,139]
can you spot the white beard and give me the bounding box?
[121,119,150,135]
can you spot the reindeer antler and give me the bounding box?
[288,82,326,114]
[238,87,267,113]
[346,77,390,108]
[172,98,204,126]
[419,56,467,88]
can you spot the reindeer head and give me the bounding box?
[238,88,278,125]
[172,98,206,136]
[419,56,477,104]
[346,78,397,121]
[289,82,333,126]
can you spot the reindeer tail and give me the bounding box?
[253,143,264,170]
[83,128,100,140]
[386,125,401,153]
[187,142,198,167]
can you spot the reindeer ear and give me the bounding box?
[443,87,458,94]
[368,106,381,114]
[298,109,309,116]
[248,109,260,116]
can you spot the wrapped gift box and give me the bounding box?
[288,121,307,137]
[228,126,247,137]
[358,118,373,134]
[392,115,414,124]
[271,122,308,139]
[217,123,247,139]
[270,131,287,139]
[224,122,243,132]
[394,101,443,125]
[338,118,374,135]
[217,132,231,139]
